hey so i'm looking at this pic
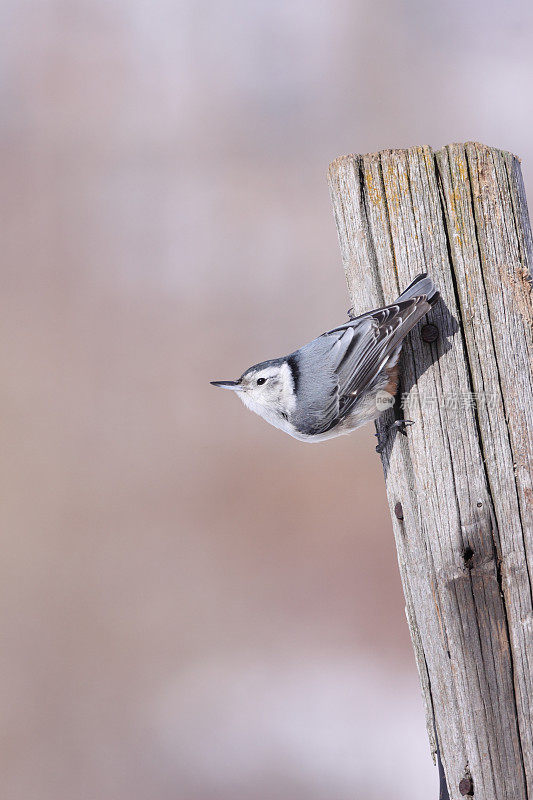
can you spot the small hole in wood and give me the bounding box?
[476,501,482,508]
[463,546,474,567]
[459,776,474,796]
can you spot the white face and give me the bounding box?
[211,360,296,433]
[238,362,295,416]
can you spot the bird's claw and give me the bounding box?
[375,419,415,452]
[393,419,414,436]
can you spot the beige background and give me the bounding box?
[2,2,533,799]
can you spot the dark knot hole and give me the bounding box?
[463,546,474,568]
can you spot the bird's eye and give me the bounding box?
[256,377,266,385]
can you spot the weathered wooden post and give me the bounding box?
[328,143,532,800]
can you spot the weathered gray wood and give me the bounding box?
[328,143,532,800]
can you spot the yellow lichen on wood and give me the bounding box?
[364,165,382,209]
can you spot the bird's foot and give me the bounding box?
[375,419,414,453]
[375,430,386,454]
[393,419,414,436]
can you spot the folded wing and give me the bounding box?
[291,296,431,435]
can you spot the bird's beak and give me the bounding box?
[210,380,241,390]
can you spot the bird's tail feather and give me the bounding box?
[397,272,439,306]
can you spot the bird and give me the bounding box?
[211,272,439,442]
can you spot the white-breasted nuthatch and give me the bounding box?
[211,273,439,442]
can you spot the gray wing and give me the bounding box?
[290,296,431,436]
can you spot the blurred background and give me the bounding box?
[2,1,533,798]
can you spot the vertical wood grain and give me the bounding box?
[328,143,532,800]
